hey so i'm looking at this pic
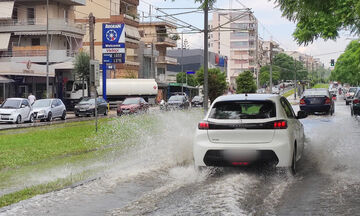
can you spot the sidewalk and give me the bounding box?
[287,94,300,105]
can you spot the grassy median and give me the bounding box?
[313,83,330,89]
[0,114,159,208]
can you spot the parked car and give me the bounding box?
[0,98,35,124]
[117,97,149,116]
[191,96,204,107]
[166,95,190,110]
[299,88,335,115]
[272,87,280,94]
[32,99,66,121]
[193,94,307,174]
[351,89,360,116]
[74,97,108,117]
[345,87,359,105]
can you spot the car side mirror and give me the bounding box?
[51,105,55,108]
[21,104,26,108]
[297,110,307,119]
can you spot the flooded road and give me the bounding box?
[1,97,360,216]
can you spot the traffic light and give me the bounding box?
[330,59,335,66]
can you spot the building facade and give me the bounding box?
[75,0,141,79]
[0,0,86,101]
[138,22,178,82]
[210,10,258,87]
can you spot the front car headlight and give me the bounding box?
[89,105,95,109]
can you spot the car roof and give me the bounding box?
[6,98,26,101]
[214,94,280,103]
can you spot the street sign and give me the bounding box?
[90,60,100,87]
[186,71,195,74]
[102,48,125,54]
[102,53,125,63]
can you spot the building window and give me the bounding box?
[12,8,18,23]
[31,38,40,46]
[64,9,69,23]
[27,8,35,25]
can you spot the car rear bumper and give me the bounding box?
[300,104,331,113]
[193,131,293,168]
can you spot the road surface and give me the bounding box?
[1,97,360,216]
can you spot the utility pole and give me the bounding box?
[89,12,98,132]
[46,0,49,98]
[203,2,209,112]
[269,42,273,93]
[255,21,259,89]
[149,5,155,80]
[181,32,184,93]
[294,58,297,99]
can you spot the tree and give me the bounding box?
[196,67,227,103]
[73,51,90,97]
[259,65,281,86]
[274,0,360,44]
[176,72,197,86]
[272,53,308,81]
[236,70,257,93]
[331,40,360,85]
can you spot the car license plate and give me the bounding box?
[123,110,130,113]
[80,109,86,112]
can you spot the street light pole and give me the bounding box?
[203,2,209,112]
[46,0,49,98]
[294,58,297,99]
[181,32,184,93]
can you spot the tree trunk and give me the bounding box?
[82,77,84,98]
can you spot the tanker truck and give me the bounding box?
[64,79,158,109]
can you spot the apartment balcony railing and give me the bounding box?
[0,47,78,62]
[156,36,177,46]
[157,56,177,65]
[0,18,85,35]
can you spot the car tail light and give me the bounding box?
[300,98,306,105]
[325,97,331,104]
[354,99,360,104]
[273,120,287,129]
[232,162,249,166]
[198,121,209,130]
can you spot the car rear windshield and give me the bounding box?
[303,90,328,97]
[209,100,276,119]
[349,88,357,93]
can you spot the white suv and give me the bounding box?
[193,94,307,174]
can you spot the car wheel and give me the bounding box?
[61,111,66,120]
[104,109,108,116]
[290,145,297,175]
[346,101,350,105]
[16,115,21,124]
[75,114,79,117]
[47,112,52,122]
[28,114,34,123]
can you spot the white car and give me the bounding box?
[193,94,307,174]
[0,98,35,124]
[32,99,67,121]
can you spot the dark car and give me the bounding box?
[191,96,204,107]
[74,97,108,117]
[117,97,149,116]
[166,95,190,110]
[351,89,360,116]
[345,87,359,105]
[299,88,335,115]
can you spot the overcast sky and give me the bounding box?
[139,0,352,67]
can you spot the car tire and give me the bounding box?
[15,115,21,124]
[346,101,350,105]
[61,111,66,120]
[47,112,52,122]
[75,114,79,117]
[104,109,108,116]
[28,114,34,123]
[290,145,297,175]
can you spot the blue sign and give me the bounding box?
[186,71,195,74]
[102,23,125,48]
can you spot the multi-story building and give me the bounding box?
[259,40,284,66]
[0,0,86,100]
[210,10,258,87]
[138,22,178,82]
[75,0,141,78]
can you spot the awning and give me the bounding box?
[14,31,62,36]
[0,75,14,83]
[125,25,141,40]
[0,1,14,20]
[52,61,74,70]
[0,33,11,51]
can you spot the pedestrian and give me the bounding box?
[28,92,36,105]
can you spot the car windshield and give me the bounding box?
[66,81,74,91]
[122,98,140,105]
[209,100,276,119]
[169,96,183,102]
[193,96,202,101]
[349,88,357,93]
[79,98,95,104]
[32,99,51,108]
[1,99,21,109]
[303,90,328,97]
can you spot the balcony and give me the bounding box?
[157,56,177,65]
[0,18,85,35]
[121,0,139,6]
[156,37,177,47]
[0,47,77,63]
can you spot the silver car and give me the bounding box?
[0,98,35,124]
[32,99,67,121]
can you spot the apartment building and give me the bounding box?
[75,0,141,78]
[138,22,178,82]
[259,40,284,66]
[210,10,258,87]
[0,0,86,100]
